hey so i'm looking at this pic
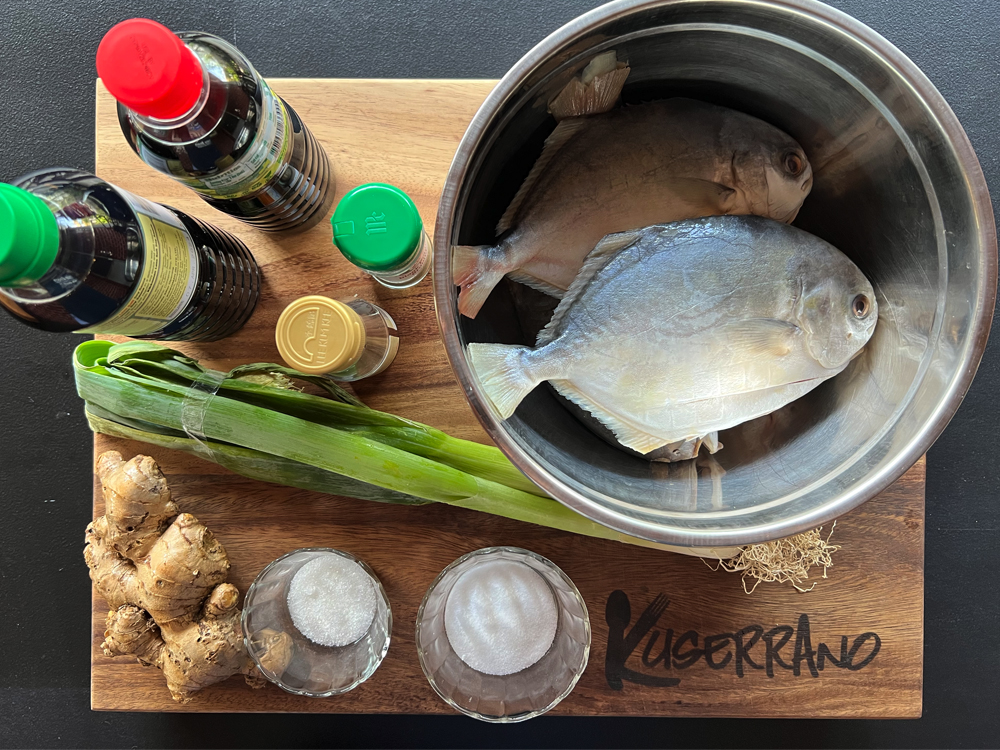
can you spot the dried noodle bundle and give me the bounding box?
[712,523,841,593]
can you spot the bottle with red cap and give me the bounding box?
[97,19,334,234]
[0,168,260,340]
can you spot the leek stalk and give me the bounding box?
[74,340,735,557]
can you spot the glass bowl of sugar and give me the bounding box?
[415,546,590,722]
[242,548,391,697]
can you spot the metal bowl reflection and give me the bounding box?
[434,0,997,546]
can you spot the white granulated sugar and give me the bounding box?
[287,555,377,647]
[444,558,558,676]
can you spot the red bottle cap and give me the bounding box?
[97,19,204,120]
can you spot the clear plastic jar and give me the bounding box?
[331,183,431,288]
[275,295,398,382]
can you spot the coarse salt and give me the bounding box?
[287,555,376,647]
[444,557,558,675]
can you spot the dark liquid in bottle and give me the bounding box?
[0,181,140,332]
[159,208,260,341]
[0,175,259,342]
[119,35,333,233]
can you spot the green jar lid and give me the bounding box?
[0,184,59,287]
[331,183,423,272]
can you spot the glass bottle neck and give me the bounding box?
[2,220,94,303]
[0,170,138,306]
[132,58,212,132]
[126,33,259,147]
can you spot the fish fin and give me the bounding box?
[536,230,642,346]
[548,51,630,121]
[701,431,722,454]
[506,270,566,299]
[496,118,588,236]
[645,442,696,462]
[453,245,504,319]
[467,343,539,418]
[723,319,800,357]
[550,380,669,454]
[644,433,725,462]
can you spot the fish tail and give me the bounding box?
[467,343,541,418]
[452,244,505,318]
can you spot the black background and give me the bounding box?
[1,1,998,747]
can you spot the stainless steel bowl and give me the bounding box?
[434,0,997,546]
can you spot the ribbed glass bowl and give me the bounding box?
[415,546,590,722]
[241,548,391,697]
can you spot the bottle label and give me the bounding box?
[176,79,292,199]
[81,191,199,336]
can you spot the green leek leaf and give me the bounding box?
[74,339,727,555]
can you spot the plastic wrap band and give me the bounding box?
[180,369,226,460]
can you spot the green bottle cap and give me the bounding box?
[0,184,60,287]
[331,183,423,272]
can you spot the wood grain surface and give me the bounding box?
[91,79,924,717]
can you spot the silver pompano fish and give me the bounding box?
[453,98,814,318]
[467,217,877,459]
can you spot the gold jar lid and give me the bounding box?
[275,296,366,374]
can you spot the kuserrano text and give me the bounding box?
[604,590,881,690]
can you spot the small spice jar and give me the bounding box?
[331,183,432,288]
[275,295,398,381]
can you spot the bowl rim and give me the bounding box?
[432,0,998,546]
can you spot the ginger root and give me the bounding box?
[85,451,265,702]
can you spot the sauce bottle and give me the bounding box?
[0,168,260,341]
[275,295,399,381]
[97,18,334,234]
[331,184,432,288]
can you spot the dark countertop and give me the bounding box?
[1,1,997,747]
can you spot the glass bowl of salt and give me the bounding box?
[415,546,590,722]
[241,548,391,697]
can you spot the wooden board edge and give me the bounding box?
[916,455,926,721]
[96,76,499,87]
[87,702,925,718]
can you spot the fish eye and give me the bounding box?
[783,151,804,177]
[851,294,872,318]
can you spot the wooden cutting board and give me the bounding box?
[91,79,924,717]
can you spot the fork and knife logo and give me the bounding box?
[605,590,680,690]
